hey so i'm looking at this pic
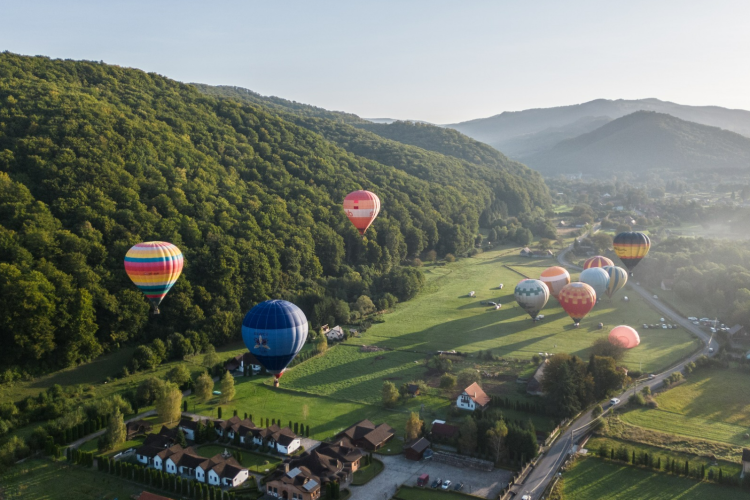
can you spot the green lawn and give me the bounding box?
[351,458,384,485]
[621,369,750,446]
[586,436,743,477]
[195,444,280,471]
[79,435,145,457]
[560,457,750,500]
[0,459,167,500]
[343,248,698,374]
[394,485,482,500]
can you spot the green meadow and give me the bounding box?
[560,457,750,500]
[621,369,750,446]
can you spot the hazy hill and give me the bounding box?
[0,53,548,375]
[524,111,750,177]
[448,98,750,159]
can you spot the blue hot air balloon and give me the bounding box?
[579,267,610,300]
[241,300,309,387]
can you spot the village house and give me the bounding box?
[214,417,301,455]
[135,440,249,487]
[178,416,212,441]
[527,360,549,396]
[322,325,346,342]
[338,420,395,451]
[135,426,178,466]
[224,352,262,375]
[456,382,490,411]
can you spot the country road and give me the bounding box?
[511,240,718,500]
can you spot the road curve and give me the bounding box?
[514,243,717,500]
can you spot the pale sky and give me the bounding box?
[2,0,749,123]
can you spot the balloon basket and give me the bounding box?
[273,379,280,388]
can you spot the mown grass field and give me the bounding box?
[0,459,166,500]
[621,369,750,446]
[586,436,743,477]
[560,457,750,500]
[344,248,697,373]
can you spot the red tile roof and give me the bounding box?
[463,382,490,407]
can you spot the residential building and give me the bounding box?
[404,438,431,461]
[338,420,395,451]
[178,416,212,441]
[225,352,262,375]
[324,325,346,342]
[527,360,549,396]
[314,438,364,473]
[135,427,178,466]
[456,382,490,411]
[266,464,322,500]
[256,424,301,455]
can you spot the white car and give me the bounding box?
[687,317,698,321]
[442,480,452,490]
[653,295,658,299]
[662,324,667,329]
[610,398,620,406]
[660,318,665,322]
[648,374,655,379]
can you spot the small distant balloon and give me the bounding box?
[514,279,550,320]
[613,232,651,271]
[609,325,640,349]
[343,190,381,236]
[602,266,628,299]
[579,267,610,299]
[583,255,614,269]
[558,282,597,326]
[124,241,184,314]
[540,266,571,298]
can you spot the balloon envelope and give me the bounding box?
[558,282,597,324]
[241,300,309,380]
[514,279,550,320]
[343,190,381,236]
[579,268,610,298]
[613,232,651,271]
[609,325,640,349]
[124,241,183,314]
[602,266,628,298]
[540,266,571,298]
[584,255,614,269]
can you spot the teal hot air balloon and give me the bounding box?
[579,267,610,300]
[241,300,308,387]
[602,266,628,299]
[514,279,550,321]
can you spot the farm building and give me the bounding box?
[457,382,490,411]
[527,360,549,396]
[404,437,431,461]
[520,247,532,256]
[338,420,395,450]
[406,384,420,397]
[324,325,346,341]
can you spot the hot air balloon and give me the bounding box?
[558,282,597,326]
[124,241,184,314]
[540,266,571,299]
[608,325,640,349]
[579,267,610,299]
[602,266,628,299]
[613,232,651,272]
[241,300,309,387]
[583,255,614,269]
[514,279,550,320]
[343,190,381,236]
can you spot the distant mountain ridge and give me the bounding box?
[524,111,750,178]
[447,98,750,160]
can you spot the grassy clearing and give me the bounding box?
[351,458,384,485]
[394,485,482,500]
[586,436,743,477]
[0,459,166,500]
[621,369,750,446]
[79,435,145,457]
[195,444,281,471]
[560,457,750,500]
[603,416,742,463]
[345,248,697,373]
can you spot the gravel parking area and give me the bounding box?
[349,454,512,500]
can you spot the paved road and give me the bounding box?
[512,244,718,500]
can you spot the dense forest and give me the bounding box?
[0,53,549,378]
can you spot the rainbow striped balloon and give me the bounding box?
[124,241,184,314]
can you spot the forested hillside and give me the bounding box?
[0,54,549,378]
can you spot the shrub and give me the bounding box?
[444,253,456,263]
[591,404,603,417]
[628,393,646,406]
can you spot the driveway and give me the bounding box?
[349,454,512,500]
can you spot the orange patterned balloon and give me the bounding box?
[343,190,381,236]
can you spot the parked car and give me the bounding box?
[653,295,658,299]
[488,301,497,306]
[648,374,655,380]
[417,474,429,487]
[454,482,464,491]
[687,317,698,321]
[442,480,452,490]
[662,324,667,329]
[692,321,700,325]
[432,479,442,488]
[660,318,665,322]
[610,398,621,406]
